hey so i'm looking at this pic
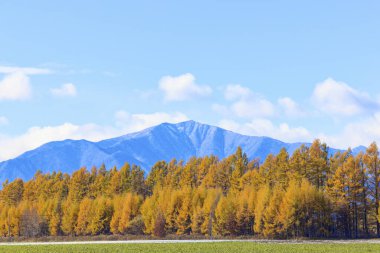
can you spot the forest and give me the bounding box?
[0,140,379,239]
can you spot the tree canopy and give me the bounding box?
[0,140,379,239]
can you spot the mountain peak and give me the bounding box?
[0,120,365,184]
[128,120,215,138]
[157,120,204,129]
[176,119,198,126]
[175,120,213,130]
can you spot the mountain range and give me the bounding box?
[0,120,366,183]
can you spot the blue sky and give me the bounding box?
[0,0,380,160]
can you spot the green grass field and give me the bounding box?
[0,242,380,253]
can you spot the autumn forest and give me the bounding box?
[1,140,380,239]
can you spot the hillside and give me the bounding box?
[0,120,365,183]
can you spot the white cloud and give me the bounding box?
[231,99,275,118]
[0,111,189,161]
[219,84,275,118]
[51,83,77,97]
[0,116,8,126]
[0,66,51,75]
[0,72,31,100]
[311,78,379,116]
[159,73,212,101]
[225,84,251,100]
[219,118,312,143]
[0,65,51,101]
[318,113,380,149]
[115,111,189,132]
[278,97,304,117]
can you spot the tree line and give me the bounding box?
[0,140,380,238]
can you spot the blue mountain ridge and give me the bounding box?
[0,120,367,183]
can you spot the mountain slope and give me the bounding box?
[0,120,360,183]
